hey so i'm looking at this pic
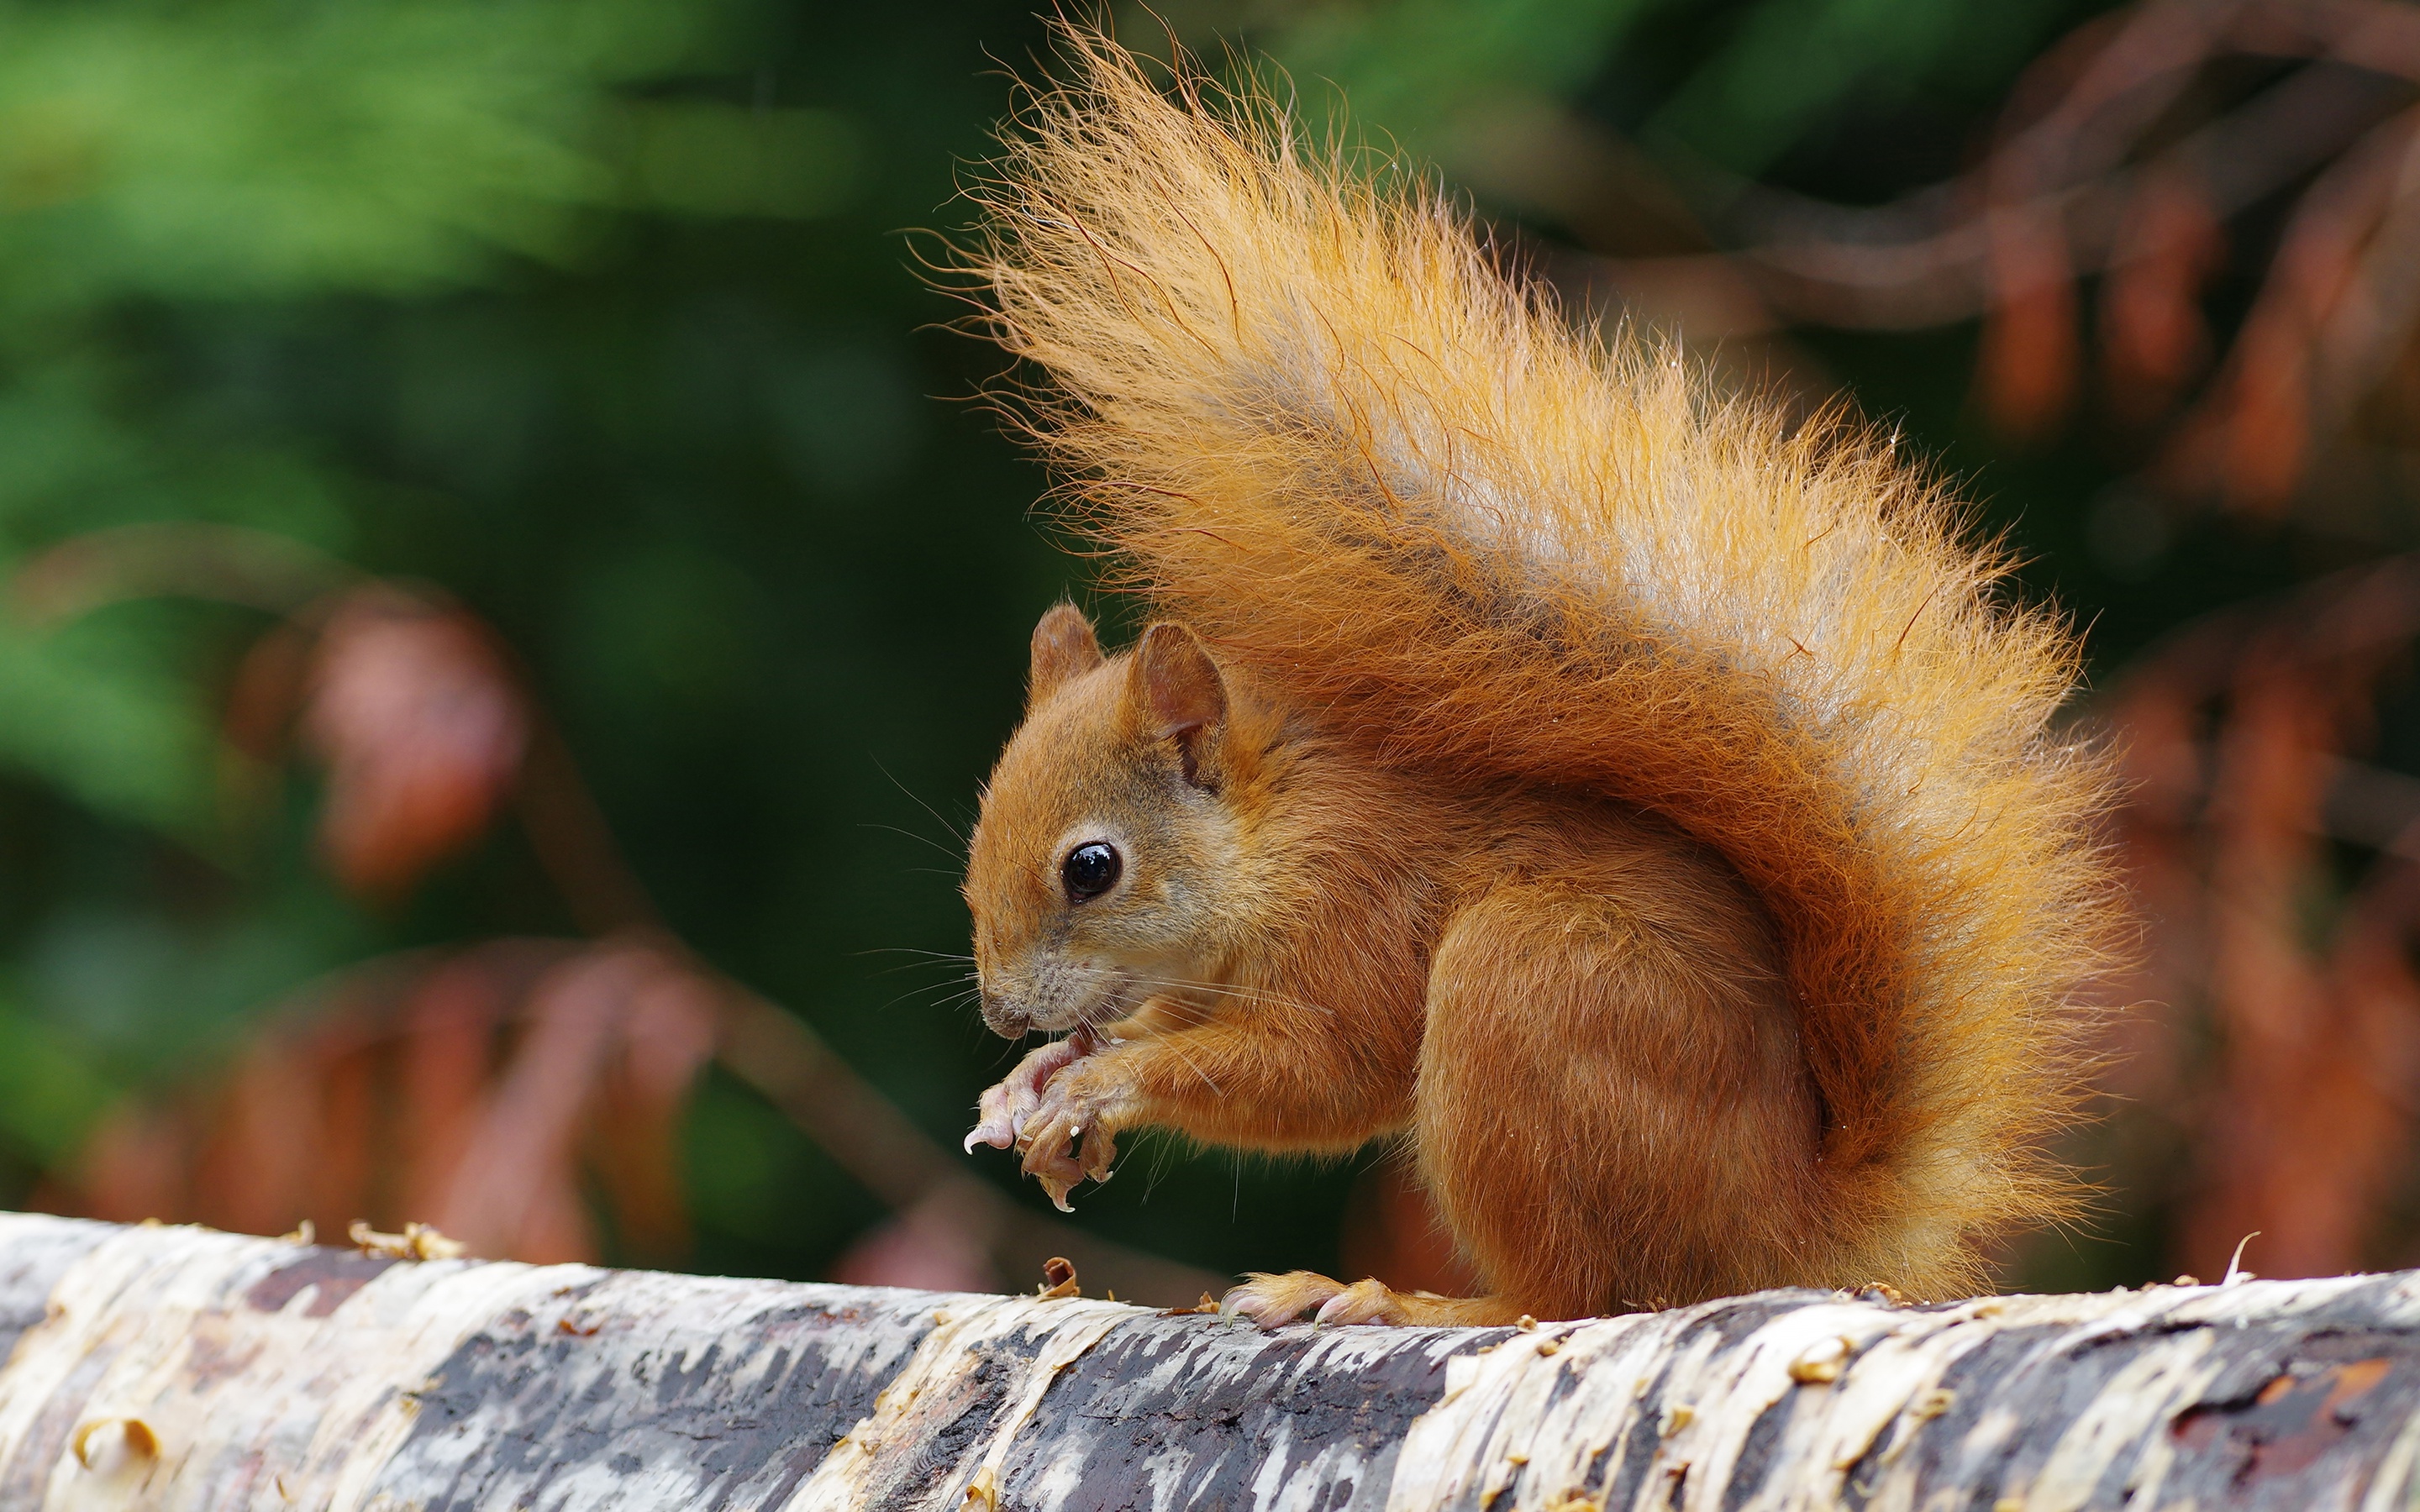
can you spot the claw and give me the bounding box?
[1080,1126,1117,1183]
[1219,1291,1302,1329]
[1221,1271,1350,1329]
[965,1033,1095,1158]
[964,1104,1016,1152]
[1314,1278,1402,1325]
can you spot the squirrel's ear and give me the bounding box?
[1028,602,1103,710]
[1129,622,1227,785]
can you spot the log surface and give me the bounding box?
[2,1213,2418,1509]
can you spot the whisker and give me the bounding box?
[1116,970,1329,1006]
[1055,994,1222,1100]
[881,981,984,1011]
[874,758,971,848]
[1130,998,1216,1027]
[864,959,976,979]
[862,821,966,863]
[1150,1034,1224,1097]
[1106,971,1338,1019]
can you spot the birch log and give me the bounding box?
[3,1213,2419,1510]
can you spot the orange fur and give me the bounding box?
[955,29,2125,1320]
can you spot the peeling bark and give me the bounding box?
[2,1214,2418,1509]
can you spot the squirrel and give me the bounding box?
[954,29,2124,1327]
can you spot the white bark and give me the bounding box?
[0,1211,2415,1510]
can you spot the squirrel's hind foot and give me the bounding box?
[1222,1271,1524,1328]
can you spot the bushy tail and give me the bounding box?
[963,29,2124,1291]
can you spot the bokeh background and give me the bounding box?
[1,0,2417,1303]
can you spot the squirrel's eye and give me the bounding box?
[1061,842,1122,901]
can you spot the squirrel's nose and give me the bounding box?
[978,987,1028,1038]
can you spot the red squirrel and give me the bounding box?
[955,31,2123,1326]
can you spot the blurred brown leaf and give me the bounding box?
[2102,170,2223,423]
[434,943,718,1263]
[593,961,721,1260]
[2191,120,2410,512]
[55,940,708,1267]
[2182,660,2375,1276]
[393,953,521,1223]
[2109,560,2420,1279]
[1558,0,2420,517]
[1981,207,2081,439]
[302,589,529,899]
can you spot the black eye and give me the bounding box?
[1061,842,1122,901]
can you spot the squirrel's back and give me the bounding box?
[965,30,2125,1292]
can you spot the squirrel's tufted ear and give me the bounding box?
[1028,602,1103,710]
[1129,622,1227,785]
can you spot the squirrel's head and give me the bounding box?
[963,604,1254,1038]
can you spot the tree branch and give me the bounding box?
[3,1213,2418,1508]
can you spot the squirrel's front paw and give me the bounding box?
[965,1032,1096,1153]
[1013,1066,1123,1212]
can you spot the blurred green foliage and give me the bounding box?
[0,0,2374,1292]
[1244,0,2081,178]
